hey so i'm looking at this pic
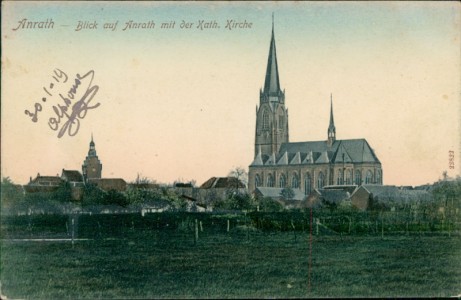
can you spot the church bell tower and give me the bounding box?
[254,16,289,158]
[82,134,102,181]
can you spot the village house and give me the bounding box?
[350,184,432,211]
[24,173,63,193]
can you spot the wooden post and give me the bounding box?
[316,218,319,236]
[245,212,249,241]
[309,207,312,293]
[291,219,297,242]
[194,219,198,244]
[227,219,230,233]
[71,217,75,247]
[199,221,203,232]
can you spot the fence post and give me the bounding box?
[199,221,203,232]
[227,219,230,233]
[316,218,319,236]
[194,219,198,244]
[71,217,75,247]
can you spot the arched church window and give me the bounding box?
[279,174,286,188]
[255,174,261,187]
[345,170,352,185]
[355,170,362,185]
[377,170,382,184]
[263,110,269,130]
[267,174,274,187]
[278,112,284,130]
[291,173,299,189]
[365,170,373,184]
[317,172,325,189]
[304,173,312,195]
[336,170,343,185]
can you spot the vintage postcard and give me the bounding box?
[1,1,460,298]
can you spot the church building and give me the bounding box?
[248,22,383,196]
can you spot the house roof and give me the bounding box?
[255,187,306,201]
[317,189,350,204]
[28,175,63,185]
[88,178,127,191]
[200,177,245,189]
[354,184,432,204]
[323,185,358,194]
[61,169,83,182]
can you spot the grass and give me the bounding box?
[2,226,461,299]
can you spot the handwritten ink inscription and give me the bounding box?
[24,69,100,138]
[449,150,455,170]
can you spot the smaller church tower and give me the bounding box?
[327,94,336,147]
[82,134,102,181]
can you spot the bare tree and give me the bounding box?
[132,173,156,188]
[228,166,248,188]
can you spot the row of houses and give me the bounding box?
[22,168,436,212]
[254,184,433,211]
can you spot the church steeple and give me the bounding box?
[263,14,281,96]
[82,135,102,181]
[255,16,289,158]
[327,94,336,146]
[88,133,97,156]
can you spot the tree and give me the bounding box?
[228,166,248,189]
[51,181,73,202]
[280,187,295,200]
[131,173,156,189]
[259,197,284,212]
[81,182,105,206]
[1,177,25,211]
[228,192,253,211]
[102,189,129,207]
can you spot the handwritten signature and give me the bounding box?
[25,69,101,138]
[48,70,100,138]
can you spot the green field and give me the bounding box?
[1,224,460,299]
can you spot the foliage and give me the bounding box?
[131,174,157,189]
[102,189,129,207]
[81,183,105,206]
[280,187,295,200]
[1,177,25,211]
[258,197,284,212]
[432,179,461,206]
[125,186,163,204]
[228,192,253,211]
[51,181,73,203]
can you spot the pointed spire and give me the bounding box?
[88,134,97,156]
[329,94,335,128]
[263,14,281,95]
[328,93,336,145]
[272,12,274,32]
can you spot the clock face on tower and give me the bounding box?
[92,168,96,172]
